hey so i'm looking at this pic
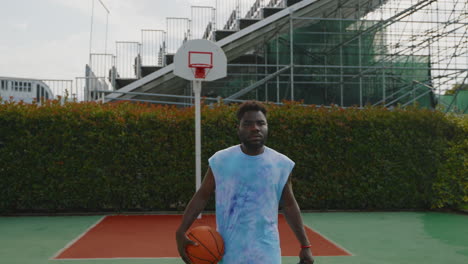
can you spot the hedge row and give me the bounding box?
[0,99,466,213]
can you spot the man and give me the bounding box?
[176,101,314,264]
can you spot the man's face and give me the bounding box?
[238,110,268,150]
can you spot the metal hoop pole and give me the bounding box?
[193,80,202,219]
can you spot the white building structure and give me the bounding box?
[0,77,54,103]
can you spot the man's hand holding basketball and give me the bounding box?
[176,229,197,264]
[175,169,215,263]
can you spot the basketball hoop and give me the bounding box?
[188,51,213,79]
[189,63,213,79]
[175,41,226,82]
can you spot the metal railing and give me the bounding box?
[115,41,141,79]
[42,79,77,102]
[141,30,166,67]
[191,6,216,39]
[76,76,110,102]
[166,18,191,54]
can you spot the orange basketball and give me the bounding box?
[185,226,224,264]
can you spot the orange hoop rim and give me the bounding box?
[189,63,213,69]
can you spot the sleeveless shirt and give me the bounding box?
[208,145,295,264]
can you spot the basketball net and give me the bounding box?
[189,63,212,79]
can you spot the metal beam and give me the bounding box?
[324,0,436,55]
[225,65,291,100]
[384,85,426,107]
[401,89,432,107]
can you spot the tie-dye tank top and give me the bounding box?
[208,145,295,264]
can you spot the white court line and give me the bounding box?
[304,224,355,256]
[50,216,107,260]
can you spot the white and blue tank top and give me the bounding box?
[208,145,295,264]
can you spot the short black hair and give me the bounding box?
[236,101,267,122]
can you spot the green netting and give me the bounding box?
[208,19,434,108]
[439,91,468,114]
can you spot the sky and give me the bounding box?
[0,0,215,81]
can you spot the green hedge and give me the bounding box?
[431,115,468,208]
[0,99,466,213]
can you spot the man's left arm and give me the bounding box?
[281,175,315,264]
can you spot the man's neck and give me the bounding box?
[240,144,265,156]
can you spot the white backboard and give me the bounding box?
[174,39,227,81]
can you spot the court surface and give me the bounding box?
[0,212,467,264]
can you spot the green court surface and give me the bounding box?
[0,212,467,264]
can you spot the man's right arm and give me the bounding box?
[175,167,215,263]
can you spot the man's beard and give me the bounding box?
[241,137,266,150]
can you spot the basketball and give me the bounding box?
[185,226,224,264]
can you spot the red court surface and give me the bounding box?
[54,215,351,259]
